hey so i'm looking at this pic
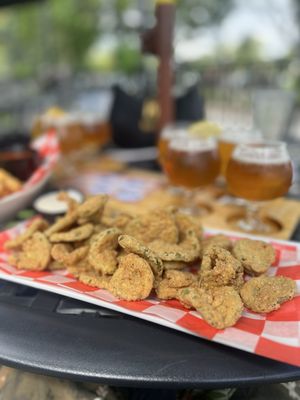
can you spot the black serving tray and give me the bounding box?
[0,279,300,389]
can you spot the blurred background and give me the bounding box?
[0,0,300,144]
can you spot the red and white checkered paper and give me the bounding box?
[0,223,299,367]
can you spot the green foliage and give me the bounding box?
[0,0,234,78]
[2,0,101,78]
[113,41,142,74]
[235,36,263,66]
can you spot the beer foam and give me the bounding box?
[169,138,216,152]
[233,151,290,165]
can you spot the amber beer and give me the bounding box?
[227,144,293,201]
[164,137,220,188]
[218,138,236,176]
[158,123,188,173]
[218,129,262,176]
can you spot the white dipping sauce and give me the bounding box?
[34,190,83,215]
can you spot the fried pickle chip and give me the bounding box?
[233,239,276,276]
[109,253,154,301]
[67,257,93,278]
[76,194,108,224]
[240,275,296,313]
[175,212,203,242]
[124,208,179,244]
[155,270,197,300]
[148,228,200,263]
[51,243,89,265]
[199,246,243,290]
[164,270,197,288]
[101,209,133,230]
[91,249,118,275]
[78,270,111,290]
[5,218,49,249]
[118,234,163,278]
[178,286,243,329]
[88,228,121,272]
[45,212,77,237]
[201,234,232,255]
[49,223,94,243]
[16,232,51,270]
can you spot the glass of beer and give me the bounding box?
[218,127,262,176]
[226,141,293,232]
[158,122,188,174]
[163,133,220,214]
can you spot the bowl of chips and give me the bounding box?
[0,130,59,222]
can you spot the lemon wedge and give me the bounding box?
[44,107,67,119]
[188,121,221,138]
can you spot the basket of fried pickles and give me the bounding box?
[5,194,296,330]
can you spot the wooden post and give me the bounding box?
[141,0,176,137]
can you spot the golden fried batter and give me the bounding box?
[124,208,178,244]
[202,234,232,255]
[164,270,197,288]
[175,212,203,242]
[78,270,111,290]
[90,249,118,275]
[101,209,133,230]
[240,275,296,313]
[156,280,179,300]
[51,243,88,265]
[233,239,276,276]
[16,232,51,270]
[49,223,94,243]
[48,260,64,270]
[88,228,121,271]
[5,219,49,249]
[148,224,200,263]
[109,253,154,301]
[199,246,244,290]
[178,286,243,329]
[156,270,197,300]
[76,194,108,224]
[45,213,77,237]
[163,260,189,270]
[118,234,163,278]
[67,258,93,278]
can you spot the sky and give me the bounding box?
[176,0,299,62]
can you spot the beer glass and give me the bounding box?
[226,141,293,233]
[218,127,262,176]
[163,133,220,214]
[158,122,188,174]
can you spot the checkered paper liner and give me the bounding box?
[0,223,300,367]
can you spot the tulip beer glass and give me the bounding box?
[226,141,293,232]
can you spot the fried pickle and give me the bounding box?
[240,275,296,313]
[118,234,163,278]
[5,218,49,249]
[178,286,243,329]
[199,246,244,290]
[109,253,154,301]
[124,208,179,244]
[16,232,51,270]
[233,239,276,276]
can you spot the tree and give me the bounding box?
[2,0,101,79]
